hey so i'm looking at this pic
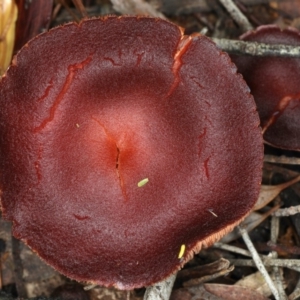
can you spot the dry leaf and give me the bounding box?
[254,175,300,210]
[171,285,223,300]
[235,271,286,298]
[204,283,269,300]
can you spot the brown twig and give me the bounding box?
[264,155,300,165]
[58,0,81,22]
[268,241,300,255]
[218,0,253,31]
[72,0,88,18]
[183,265,234,287]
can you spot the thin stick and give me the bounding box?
[238,226,280,300]
[218,0,253,31]
[183,265,234,287]
[83,284,97,291]
[144,273,177,300]
[230,258,300,272]
[58,0,81,22]
[72,0,88,18]
[212,38,300,57]
[273,205,300,217]
[264,155,300,165]
[213,242,253,257]
[271,214,287,299]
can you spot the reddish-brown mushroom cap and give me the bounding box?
[231,25,300,150]
[0,17,263,289]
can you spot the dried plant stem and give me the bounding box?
[270,213,287,299]
[144,273,176,300]
[230,258,300,272]
[264,155,300,165]
[212,38,300,57]
[218,0,253,31]
[59,0,81,22]
[72,0,88,18]
[183,265,234,287]
[273,205,300,217]
[213,242,254,257]
[273,268,287,299]
[238,226,280,300]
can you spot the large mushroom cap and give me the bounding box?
[0,17,263,289]
[231,25,300,150]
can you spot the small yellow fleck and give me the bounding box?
[208,209,218,217]
[178,244,186,259]
[76,123,80,128]
[138,178,149,187]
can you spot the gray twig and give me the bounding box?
[212,38,300,57]
[230,258,300,273]
[273,205,300,217]
[218,0,253,31]
[144,273,177,300]
[213,242,254,257]
[270,212,287,299]
[238,226,280,300]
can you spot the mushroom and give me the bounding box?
[231,25,300,151]
[0,16,263,289]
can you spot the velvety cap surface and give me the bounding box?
[0,17,263,289]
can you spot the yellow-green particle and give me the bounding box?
[138,178,149,187]
[178,244,186,259]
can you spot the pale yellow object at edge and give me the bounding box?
[0,0,18,75]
